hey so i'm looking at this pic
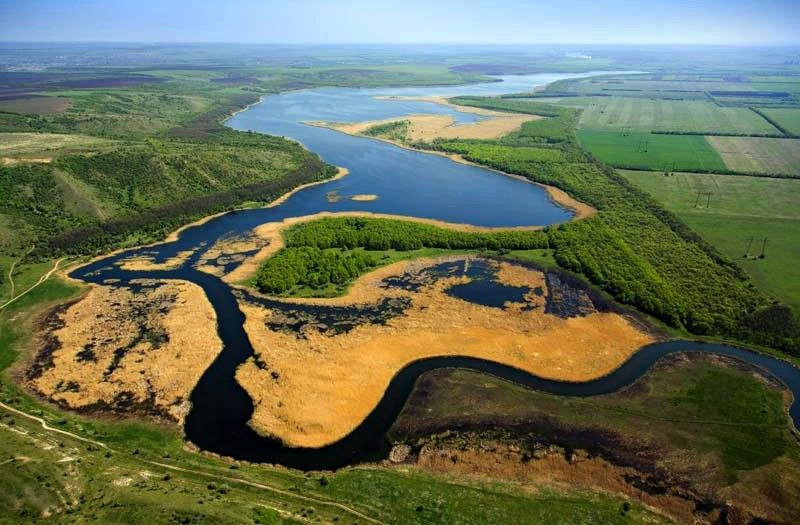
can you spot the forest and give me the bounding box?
[255,246,377,294]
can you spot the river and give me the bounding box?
[69,72,800,470]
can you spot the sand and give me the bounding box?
[350,194,379,202]
[326,110,537,142]
[235,257,653,448]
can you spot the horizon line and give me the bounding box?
[2,40,800,47]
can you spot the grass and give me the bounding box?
[577,130,727,172]
[502,248,559,268]
[758,107,800,135]
[0,412,666,523]
[707,136,800,176]
[0,132,114,159]
[620,170,800,311]
[562,97,781,135]
[390,358,800,519]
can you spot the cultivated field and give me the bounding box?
[758,107,800,136]
[707,136,800,176]
[621,169,800,311]
[577,130,727,171]
[557,97,781,135]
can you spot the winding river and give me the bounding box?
[69,72,800,470]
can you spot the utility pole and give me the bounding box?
[744,237,754,257]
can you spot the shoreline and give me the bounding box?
[306,120,596,221]
[60,77,592,283]
[221,208,550,285]
[59,166,351,284]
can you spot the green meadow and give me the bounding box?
[577,130,727,172]
[621,170,800,311]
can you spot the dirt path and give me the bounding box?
[0,257,66,312]
[5,245,36,300]
[0,401,107,448]
[0,400,386,524]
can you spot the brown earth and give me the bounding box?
[26,280,221,424]
[405,441,701,524]
[236,257,653,448]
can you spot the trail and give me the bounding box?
[5,245,35,300]
[0,400,386,525]
[0,401,106,448]
[0,257,66,312]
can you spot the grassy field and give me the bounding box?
[0,132,114,159]
[759,107,800,135]
[555,97,781,135]
[707,136,800,176]
[621,169,800,311]
[391,358,800,522]
[577,130,727,172]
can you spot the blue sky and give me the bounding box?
[1,0,798,45]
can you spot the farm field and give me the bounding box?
[577,129,727,171]
[707,136,800,176]
[756,107,800,135]
[620,169,800,311]
[549,97,781,135]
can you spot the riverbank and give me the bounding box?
[304,121,596,221]
[235,256,654,448]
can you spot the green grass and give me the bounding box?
[502,248,559,268]
[578,130,728,172]
[391,359,800,519]
[758,107,800,135]
[563,97,781,135]
[620,170,800,311]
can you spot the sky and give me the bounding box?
[1,0,799,45]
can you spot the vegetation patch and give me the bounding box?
[560,97,782,135]
[757,107,800,136]
[577,129,727,172]
[621,170,800,312]
[389,354,799,523]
